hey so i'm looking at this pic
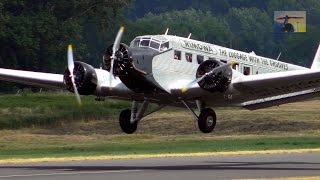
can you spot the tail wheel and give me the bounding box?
[119,109,138,134]
[198,108,216,133]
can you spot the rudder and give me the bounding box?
[311,43,320,69]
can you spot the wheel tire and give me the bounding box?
[198,108,217,133]
[119,109,138,134]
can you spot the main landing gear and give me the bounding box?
[119,99,216,134]
[119,109,137,134]
[198,108,217,133]
[181,100,217,133]
[119,100,165,134]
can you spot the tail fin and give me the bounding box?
[311,43,320,69]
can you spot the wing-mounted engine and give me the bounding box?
[196,59,232,93]
[63,61,97,95]
[103,43,158,93]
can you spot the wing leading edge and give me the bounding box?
[0,68,65,89]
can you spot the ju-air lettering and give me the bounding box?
[181,40,217,54]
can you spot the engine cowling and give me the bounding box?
[196,59,232,93]
[103,43,133,76]
[63,61,97,95]
[102,43,159,93]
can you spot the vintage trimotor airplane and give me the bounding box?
[1,27,320,134]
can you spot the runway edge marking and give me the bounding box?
[236,176,320,180]
[1,148,320,164]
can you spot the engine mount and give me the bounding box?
[63,61,97,95]
[196,59,232,93]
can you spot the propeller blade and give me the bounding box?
[109,26,125,89]
[70,76,81,105]
[182,60,236,93]
[67,44,82,106]
[112,26,125,57]
[67,45,74,74]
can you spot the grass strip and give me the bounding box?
[0,136,319,161]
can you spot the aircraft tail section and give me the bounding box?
[311,43,320,69]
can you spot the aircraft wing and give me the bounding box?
[232,69,320,109]
[0,68,65,89]
[276,16,304,20]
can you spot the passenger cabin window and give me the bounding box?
[232,63,239,71]
[185,53,192,62]
[243,66,251,75]
[174,51,181,60]
[197,55,204,64]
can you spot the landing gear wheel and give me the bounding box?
[119,109,138,134]
[198,108,216,133]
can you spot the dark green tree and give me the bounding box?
[0,0,130,92]
[124,9,232,47]
[226,7,275,57]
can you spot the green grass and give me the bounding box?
[0,92,320,160]
[0,92,130,129]
[0,135,319,160]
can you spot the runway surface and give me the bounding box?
[0,152,319,180]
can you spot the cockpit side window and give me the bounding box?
[140,38,150,47]
[132,39,140,47]
[160,41,169,51]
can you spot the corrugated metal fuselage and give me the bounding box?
[102,35,308,107]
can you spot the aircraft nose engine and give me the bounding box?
[102,43,133,76]
[63,61,97,95]
[196,59,232,93]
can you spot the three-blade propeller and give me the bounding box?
[109,26,125,89]
[181,60,236,93]
[67,44,82,106]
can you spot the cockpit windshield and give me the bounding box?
[130,36,169,51]
[150,40,160,49]
[140,38,150,47]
